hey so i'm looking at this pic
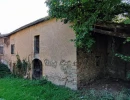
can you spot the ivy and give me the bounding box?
[46,0,130,50]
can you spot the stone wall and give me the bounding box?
[77,33,130,89]
[107,37,130,80]
[77,34,108,89]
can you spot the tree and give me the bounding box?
[46,0,130,50]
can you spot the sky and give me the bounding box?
[0,0,129,34]
[0,0,48,34]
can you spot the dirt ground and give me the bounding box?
[84,78,130,93]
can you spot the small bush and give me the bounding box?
[0,63,11,78]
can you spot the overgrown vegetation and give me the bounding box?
[123,18,130,24]
[14,55,31,77]
[0,77,130,100]
[46,0,130,50]
[0,63,11,78]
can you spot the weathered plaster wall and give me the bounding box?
[38,19,77,89]
[0,37,4,45]
[3,19,77,90]
[0,38,4,63]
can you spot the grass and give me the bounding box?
[0,77,80,100]
[0,77,130,100]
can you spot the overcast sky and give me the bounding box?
[0,0,48,34]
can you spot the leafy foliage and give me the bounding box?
[14,55,31,77]
[0,63,11,78]
[115,37,130,79]
[112,15,128,23]
[115,53,130,62]
[115,37,130,62]
[46,0,130,50]
[123,18,130,24]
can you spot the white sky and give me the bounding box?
[0,0,48,34]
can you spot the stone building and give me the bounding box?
[0,17,130,90]
[0,17,77,90]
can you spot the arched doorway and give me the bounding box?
[32,59,42,79]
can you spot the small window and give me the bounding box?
[0,46,3,54]
[11,44,15,54]
[4,38,9,45]
[34,35,39,54]
[4,38,8,44]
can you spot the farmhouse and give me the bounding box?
[0,16,130,90]
[0,17,77,90]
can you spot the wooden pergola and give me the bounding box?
[94,23,130,38]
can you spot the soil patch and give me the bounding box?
[85,78,130,93]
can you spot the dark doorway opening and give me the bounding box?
[32,59,42,79]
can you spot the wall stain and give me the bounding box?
[44,59,57,68]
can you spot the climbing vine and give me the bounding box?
[46,0,130,50]
[14,55,31,77]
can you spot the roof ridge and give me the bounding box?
[2,16,50,37]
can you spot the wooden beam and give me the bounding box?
[94,29,130,38]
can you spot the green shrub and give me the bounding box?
[123,19,130,24]
[14,54,31,77]
[0,63,11,78]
